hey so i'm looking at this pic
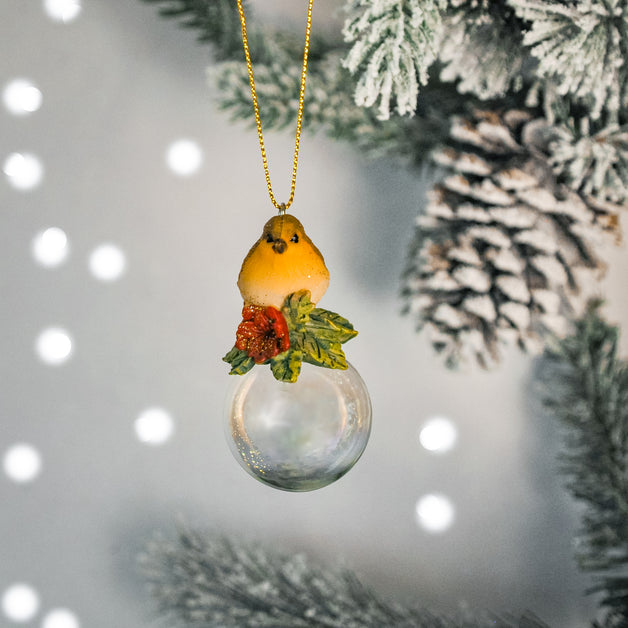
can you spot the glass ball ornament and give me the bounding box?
[225,362,371,491]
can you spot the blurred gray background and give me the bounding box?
[2,1,628,626]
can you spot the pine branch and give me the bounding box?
[540,302,628,625]
[140,524,550,628]
[509,0,628,122]
[342,0,444,120]
[438,0,528,100]
[211,49,459,166]
[549,121,628,206]
[140,0,249,60]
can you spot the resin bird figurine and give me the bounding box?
[238,214,330,308]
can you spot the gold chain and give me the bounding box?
[236,0,313,213]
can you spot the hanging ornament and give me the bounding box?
[225,361,371,492]
[222,0,371,492]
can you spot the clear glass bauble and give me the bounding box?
[225,362,372,492]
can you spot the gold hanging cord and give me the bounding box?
[236,0,313,213]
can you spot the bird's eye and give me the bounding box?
[290,234,299,243]
[265,233,273,243]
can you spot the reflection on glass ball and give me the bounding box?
[225,362,371,492]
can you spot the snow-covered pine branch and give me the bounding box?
[210,41,455,165]
[438,0,527,100]
[141,525,550,627]
[549,120,628,206]
[509,0,628,121]
[211,36,306,131]
[343,0,444,120]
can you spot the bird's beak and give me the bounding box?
[272,238,287,254]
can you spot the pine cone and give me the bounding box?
[402,109,620,368]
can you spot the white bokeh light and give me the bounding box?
[3,79,42,115]
[35,328,73,365]
[135,408,175,446]
[419,416,458,454]
[43,0,82,23]
[3,153,44,190]
[42,608,80,628]
[415,494,455,533]
[166,139,203,176]
[32,227,69,268]
[1,583,40,623]
[88,244,126,282]
[3,444,42,483]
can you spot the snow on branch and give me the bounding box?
[509,0,628,120]
[550,121,628,206]
[140,524,550,627]
[438,1,527,100]
[342,0,444,120]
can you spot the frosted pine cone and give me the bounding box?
[402,109,620,368]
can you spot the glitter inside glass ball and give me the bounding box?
[225,362,372,492]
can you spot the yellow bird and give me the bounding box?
[238,214,330,309]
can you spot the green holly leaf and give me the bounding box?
[223,346,255,375]
[308,308,358,344]
[302,339,348,370]
[279,291,356,373]
[290,330,348,370]
[270,349,303,383]
[282,290,314,329]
